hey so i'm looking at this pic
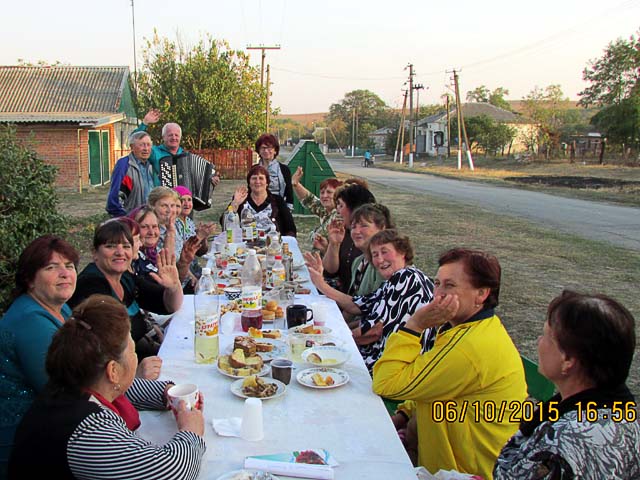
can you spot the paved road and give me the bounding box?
[328,158,640,251]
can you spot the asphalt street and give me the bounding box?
[328,158,640,251]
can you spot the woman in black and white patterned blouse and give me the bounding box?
[9,295,206,480]
[305,229,435,372]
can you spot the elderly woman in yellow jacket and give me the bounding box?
[373,248,527,479]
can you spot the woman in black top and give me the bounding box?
[68,221,183,359]
[322,183,375,292]
[223,164,297,237]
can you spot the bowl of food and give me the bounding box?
[224,287,242,301]
[301,346,350,367]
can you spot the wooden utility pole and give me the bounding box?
[265,65,271,132]
[247,45,280,133]
[444,94,451,158]
[406,63,415,167]
[414,83,424,155]
[395,90,408,163]
[246,45,281,87]
[452,70,474,170]
[351,107,356,157]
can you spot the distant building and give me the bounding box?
[0,65,138,189]
[416,103,537,156]
[369,126,394,151]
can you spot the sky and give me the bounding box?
[2,0,639,114]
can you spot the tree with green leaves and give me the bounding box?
[579,32,640,107]
[0,126,68,313]
[450,115,516,156]
[466,86,512,111]
[136,32,266,149]
[521,85,570,158]
[579,31,640,153]
[327,90,391,148]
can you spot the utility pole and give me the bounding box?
[247,45,280,133]
[406,63,415,167]
[265,65,271,132]
[444,94,451,158]
[414,83,424,155]
[451,69,474,171]
[394,90,408,163]
[130,0,138,94]
[351,107,356,157]
[246,45,281,88]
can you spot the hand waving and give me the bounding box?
[150,248,181,291]
[303,251,325,287]
[143,109,162,125]
[312,234,328,253]
[327,219,345,245]
[292,166,303,185]
[233,185,248,206]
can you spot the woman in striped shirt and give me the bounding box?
[9,295,206,479]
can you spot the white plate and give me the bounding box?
[216,470,280,480]
[296,367,350,389]
[288,325,332,335]
[230,377,286,400]
[301,346,350,367]
[226,338,287,362]
[216,361,271,379]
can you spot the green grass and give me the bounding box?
[61,179,640,396]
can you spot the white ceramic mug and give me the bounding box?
[167,383,199,411]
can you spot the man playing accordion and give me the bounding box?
[134,109,221,211]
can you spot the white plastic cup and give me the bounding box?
[167,384,199,411]
[240,397,264,441]
[312,302,329,327]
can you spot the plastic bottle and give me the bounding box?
[270,255,286,288]
[241,208,257,243]
[240,249,263,331]
[265,231,282,270]
[194,268,219,363]
[224,206,240,243]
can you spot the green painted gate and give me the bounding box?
[286,141,336,214]
[88,130,110,186]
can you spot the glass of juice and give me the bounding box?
[241,309,263,332]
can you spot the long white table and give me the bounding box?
[138,294,416,479]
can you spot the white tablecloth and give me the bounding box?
[138,294,416,479]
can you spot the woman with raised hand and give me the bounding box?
[69,221,183,359]
[224,164,296,237]
[9,295,206,479]
[0,236,78,474]
[291,166,342,254]
[373,248,527,479]
[306,230,434,372]
[321,182,375,293]
[494,291,639,479]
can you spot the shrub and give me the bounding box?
[0,125,68,314]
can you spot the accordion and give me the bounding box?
[159,152,215,211]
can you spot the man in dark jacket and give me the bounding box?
[106,131,157,217]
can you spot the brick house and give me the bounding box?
[0,66,138,189]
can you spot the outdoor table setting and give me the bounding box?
[206,236,318,296]
[138,287,417,479]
